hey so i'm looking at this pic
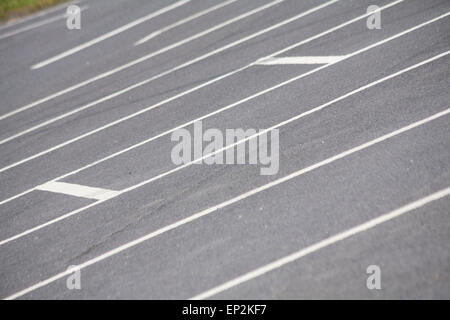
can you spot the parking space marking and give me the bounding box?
[5,108,449,300]
[30,0,192,69]
[190,187,450,299]
[0,10,445,210]
[134,0,240,45]
[1,50,447,247]
[0,0,341,121]
[0,1,408,171]
[2,0,449,300]
[255,56,347,65]
[36,181,120,200]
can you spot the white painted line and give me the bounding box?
[0,65,248,147]
[135,0,239,45]
[190,187,450,300]
[1,50,447,247]
[0,1,409,163]
[0,188,36,207]
[262,2,401,59]
[0,6,89,41]
[36,181,120,200]
[256,55,347,65]
[0,9,444,209]
[4,110,450,300]
[30,0,191,69]
[0,0,341,121]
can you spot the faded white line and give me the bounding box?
[135,0,240,45]
[0,9,443,209]
[36,181,120,200]
[190,187,450,300]
[0,6,89,41]
[4,109,449,300]
[30,0,191,69]
[1,50,447,246]
[256,55,347,65]
[0,0,341,121]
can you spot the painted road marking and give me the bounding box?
[36,181,120,200]
[0,0,343,146]
[30,0,284,70]
[0,1,411,168]
[4,111,450,300]
[0,10,445,210]
[0,0,341,121]
[256,55,347,65]
[135,0,240,45]
[190,187,450,299]
[30,0,191,69]
[0,51,447,246]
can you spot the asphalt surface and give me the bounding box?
[0,0,449,299]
